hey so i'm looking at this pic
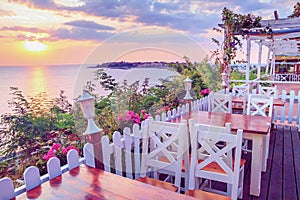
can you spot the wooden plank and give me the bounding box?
[283,128,298,200]
[268,128,283,200]
[292,127,300,198]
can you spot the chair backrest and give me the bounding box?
[0,177,15,200]
[232,84,249,97]
[83,143,95,167]
[67,149,79,170]
[189,123,243,199]
[189,120,232,161]
[24,166,41,191]
[258,85,278,98]
[208,92,232,113]
[246,94,274,117]
[47,157,62,180]
[140,118,189,191]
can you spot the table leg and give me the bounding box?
[244,133,263,196]
[261,134,268,172]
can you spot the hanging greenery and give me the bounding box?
[211,7,274,86]
[288,2,300,18]
[212,8,262,71]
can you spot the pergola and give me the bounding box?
[244,17,300,83]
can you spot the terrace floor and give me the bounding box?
[243,125,300,200]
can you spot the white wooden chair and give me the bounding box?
[24,166,41,191]
[246,94,273,171]
[47,157,62,180]
[189,123,244,200]
[83,143,95,167]
[67,149,79,170]
[208,92,232,113]
[140,118,189,192]
[101,123,179,192]
[232,84,249,97]
[232,84,249,114]
[247,94,274,117]
[258,85,278,99]
[0,177,15,200]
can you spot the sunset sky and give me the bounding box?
[0,0,298,66]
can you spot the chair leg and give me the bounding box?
[227,183,232,197]
[238,167,244,199]
[195,177,200,189]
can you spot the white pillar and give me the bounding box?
[246,36,251,84]
[266,46,271,75]
[271,49,275,76]
[257,41,262,79]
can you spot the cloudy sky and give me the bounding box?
[0,0,298,66]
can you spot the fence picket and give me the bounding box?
[113,131,123,176]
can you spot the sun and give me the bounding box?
[23,41,47,52]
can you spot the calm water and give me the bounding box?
[0,65,177,115]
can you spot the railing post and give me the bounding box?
[86,132,104,170]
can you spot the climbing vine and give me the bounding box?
[211,7,270,86]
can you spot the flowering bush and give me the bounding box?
[200,88,210,97]
[43,143,79,165]
[117,110,150,130]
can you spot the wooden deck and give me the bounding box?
[242,125,300,200]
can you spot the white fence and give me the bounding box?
[1,151,87,198]
[274,90,300,128]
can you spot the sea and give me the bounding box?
[0,64,178,115]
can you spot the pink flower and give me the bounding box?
[43,149,55,161]
[117,115,125,121]
[143,114,150,120]
[43,154,50,160]
[128,111,135,117]
[125,111,134,121]
[47,149,55,157]
[200,89,210,95]
[62,147,68,155]
[51,143,61,151]
[67,145,79,153]
[164,106,170,111]
[141,110,146,115]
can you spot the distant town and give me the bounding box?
[88,61,267,72]
[88,61,184,69]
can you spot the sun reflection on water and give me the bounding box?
[31,66,47,95]
[29,66,53,114]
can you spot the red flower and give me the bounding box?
[164,106,170,111]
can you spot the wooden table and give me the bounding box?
[16,165,198,200]
[172,111,272,197]
[232,96,285,107]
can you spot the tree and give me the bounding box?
[289,2,300,18]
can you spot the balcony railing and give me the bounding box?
[275,73,300,82]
